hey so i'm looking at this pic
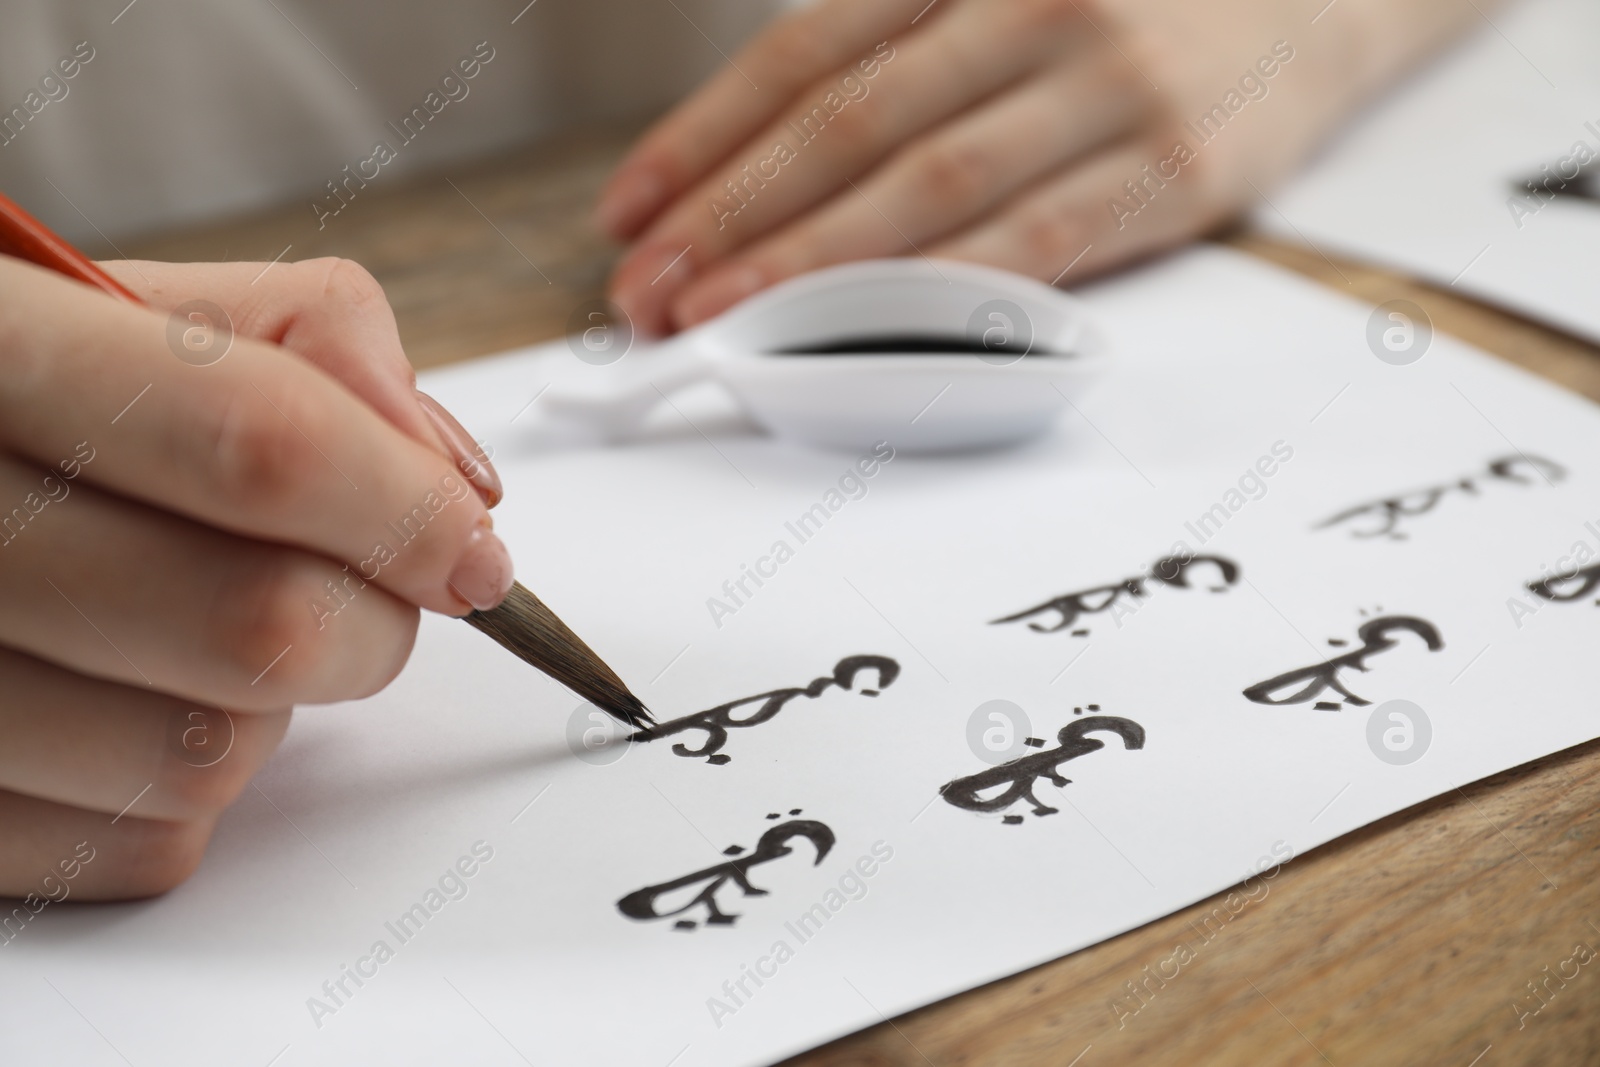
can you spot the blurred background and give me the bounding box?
[0,0,782,240]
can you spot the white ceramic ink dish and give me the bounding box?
[540,258,1110,453]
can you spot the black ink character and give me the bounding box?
[992,555,1240,634]
[1313,486,1457,541]
[1510,164,1599,207]
[939,716,1146,821]
[616,817,835,929]
[1528,563,1600,605]
[631,655,900,765]
[1487,455,1566,485]
[1314,454,1565,540]
[1242,615,1443,710]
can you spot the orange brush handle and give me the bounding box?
[0,188,144,305]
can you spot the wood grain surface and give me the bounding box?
[113,125,1600,1067]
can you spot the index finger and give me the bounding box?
[100,258,503,508]
[596,0,931,239]
[0,256,511,616]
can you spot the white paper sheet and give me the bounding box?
[1257,0,1600,343]
[5,247,1599,1067]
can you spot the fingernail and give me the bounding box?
[613,244,697,339]
[675,264,765,328]
[617,242,696,292]
[595,169,664,238]
[417,391,503,508]
[448,521,515,611]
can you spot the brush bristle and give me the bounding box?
[465,582,654,729]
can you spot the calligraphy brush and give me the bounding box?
[0,189,653,729]
[464,583,652,727]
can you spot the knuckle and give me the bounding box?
[346,607,418,702]
[114,818,212,897]
[1008,0,1084,33]
[206,553,327,694]
[162,710,286,814]
[631,145,687,193]
[206,389,318,517]
[1017,207,1089,266]
[908,142,994,211]
[161,758,247,816]
[756,16,830,81]
[306,257,388,312]
[207,551,419,705]
[1090,46,1155,106]
[819,93,884,148]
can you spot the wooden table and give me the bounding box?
[118,125,1600,1067]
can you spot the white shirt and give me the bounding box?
[0,0,781,240]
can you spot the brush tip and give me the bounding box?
[464,581,653,731]
[607,692,655,730]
